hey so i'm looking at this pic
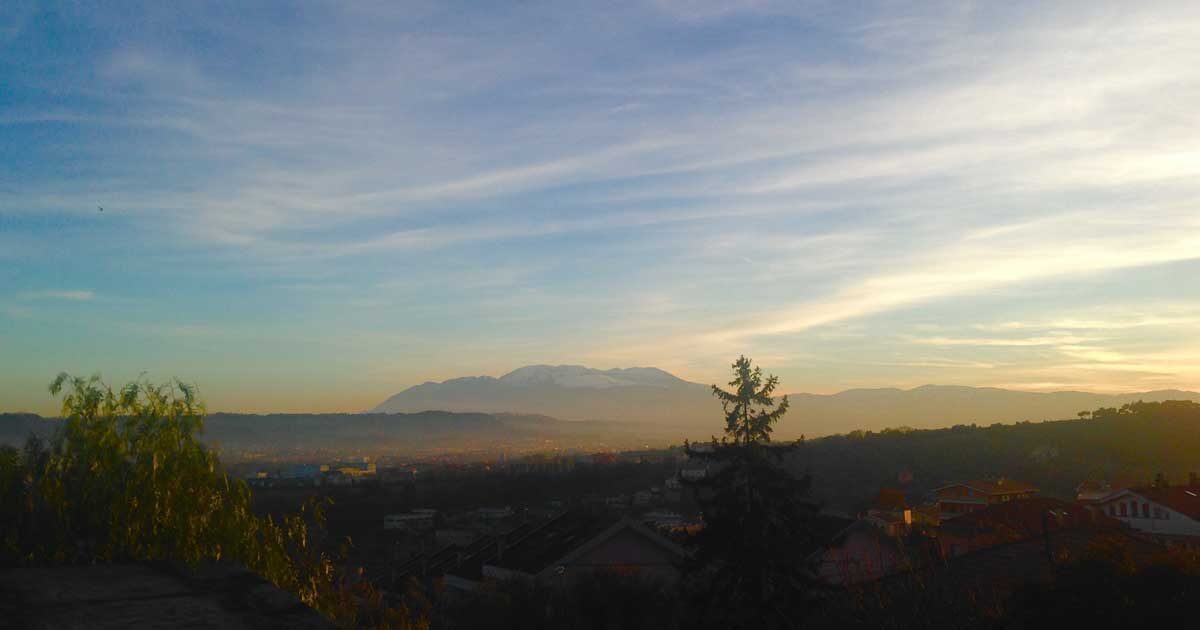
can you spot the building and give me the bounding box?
[887,526,1164,609]
[333,461,377,477]
[862,488,914,537]
[1075,477,1140,504]
[604,495,629,509]
[640,510,687,531]
[813,520,909,585]
[478,506,515,520]
[1075,480,1116,504]
[933,478,1037,519]
[384,511,436,532]
[591,452,617,466]
[479,514,690,585]
[937,497,1111,558]
[396,512,690,596]
[435,529,479,548]
[1092,485,1200,549]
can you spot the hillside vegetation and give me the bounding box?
[0,375,427,628]
[800,400,1200,511]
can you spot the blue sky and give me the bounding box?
[3,1,1200,414]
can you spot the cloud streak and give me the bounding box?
[19,290,95,301]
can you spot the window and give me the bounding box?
[1107,504,1114,516]
[1142,503,1150,518]
[1119,503,1127,517]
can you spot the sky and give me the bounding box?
[3,1,1200,415]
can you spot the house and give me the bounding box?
[933,478,1037,519]
[403,512,689,595]
[862,488,913,537]
[1075,480,1116,504]
[481,514,690,585]
[1074,477,1138,504]
[333,461,377,477]
[902,526,1163,608]
[937,497,1112,558]
[604,495,629,509]
[384,512,435,531]
[477,506,514,520]
[1092,485,1200,549]
[436,529,479,548]
[640,509,700,534]
[812,520,910,585]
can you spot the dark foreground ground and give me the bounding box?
[0,563,333,629]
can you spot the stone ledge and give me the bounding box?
[0,562,334,629]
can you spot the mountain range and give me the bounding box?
[374,364,1200,438]
[6,366,1196,455]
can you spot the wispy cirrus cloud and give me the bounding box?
[18,290,95,301]
[5,1,1200,412]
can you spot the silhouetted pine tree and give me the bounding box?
[683,356,819,630]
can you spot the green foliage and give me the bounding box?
[712,355,791,446]
[801,399,1200,511]
[1003,541,1200,627]
[684,357,818,630]
[0,373,427,630]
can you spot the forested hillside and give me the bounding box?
[8,401,1199,507]
[799,400,1200,511]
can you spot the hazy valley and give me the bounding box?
[373,364,1200,439]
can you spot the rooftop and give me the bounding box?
[936,478,1038,495]
[935,527,1162,594]
[939,497,1114,538]
[489,511,622,575]
[873,487,909,511]
[1123,486,1200,521]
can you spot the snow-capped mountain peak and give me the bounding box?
[496,364,683,389]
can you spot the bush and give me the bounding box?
[0,373,427,629]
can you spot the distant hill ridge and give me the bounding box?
[374,365,1200,437]
[0,409,652,456]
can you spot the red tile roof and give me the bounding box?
[874,487,909,511]
[1128,486,1200,521]
[937,478,1038,495]
[939,497,1114,539]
